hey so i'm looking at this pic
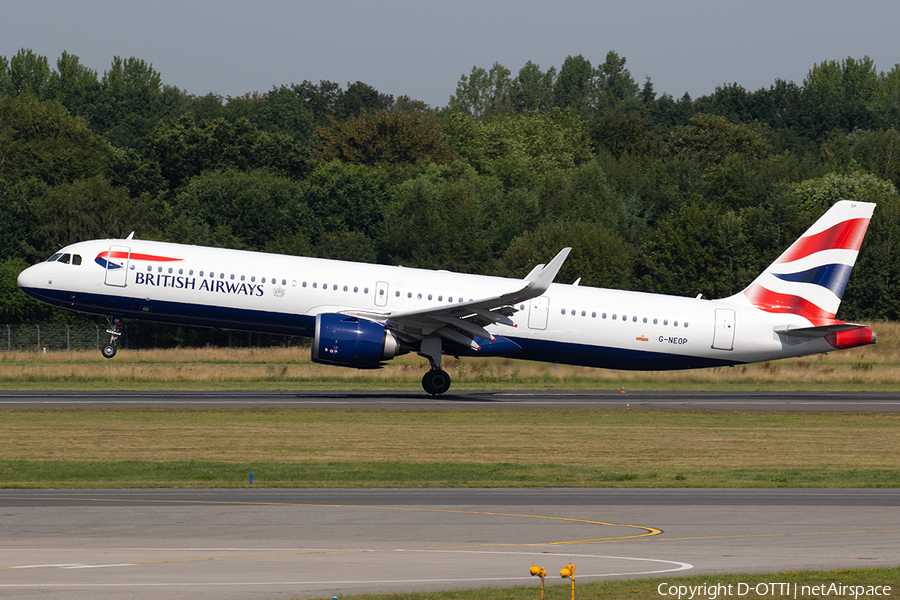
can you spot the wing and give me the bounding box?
[380,247,571,349]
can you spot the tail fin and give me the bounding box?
[728,200,875,325]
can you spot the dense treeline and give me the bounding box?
[2,48,899,346]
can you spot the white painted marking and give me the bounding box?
[0,550,692,587]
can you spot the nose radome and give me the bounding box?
[17,263,43,291]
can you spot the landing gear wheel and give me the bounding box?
[102,317,123,359]
[422,369,451,395]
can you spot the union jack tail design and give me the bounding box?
[736,200,875,326]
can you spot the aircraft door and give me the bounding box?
[712,308,735,350]
[528,296,549,330]
[375,281,389,307]
[104,245,131,287]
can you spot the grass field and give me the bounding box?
[2,407,898,488]
[0,321,898,391]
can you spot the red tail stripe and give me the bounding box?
[743,282,834,325]
[777,218,870,264]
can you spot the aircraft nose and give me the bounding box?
[17,263,45,292]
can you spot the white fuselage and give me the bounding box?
[17,238,834,370]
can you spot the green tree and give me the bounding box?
[8,49,52,99]
[498,220,632,289]
[251,86,314,143]
[89,56,172,147]
[635,203,754,298]
[554,55,593,114]
[590,111,658,158]
[28,176,157,259]
[594,51,639,111]
[666,113,772,164]
[334,81,389,119]
[447,63,513,118]
[291,80,342,127]
[848,128,900,189]
[510,61,555,113]
[300,161,389,241]
[0,180,37,259]
[444,109,592,187]
[50,51,100,115]
[147,115,307,189]
[0,96,109,185]
[166,169,311,253]
[378,163,504,272]
[0,55,12,97]
[311,110,455,166]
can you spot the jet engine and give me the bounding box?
[311,313,400,368]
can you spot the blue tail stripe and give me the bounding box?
[773,263,853,298]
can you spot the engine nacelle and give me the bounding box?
[312,313,400,368]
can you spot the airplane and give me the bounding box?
[17,200,876,395]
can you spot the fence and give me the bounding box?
[2,325,108,352]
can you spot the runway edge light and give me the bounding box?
[529,565,546,600]
[560,563,575,600]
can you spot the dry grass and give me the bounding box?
[0,322,898,390]
[3,409,899,473]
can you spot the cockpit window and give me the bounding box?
[44,253,83,265]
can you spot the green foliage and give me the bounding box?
[28,176,157,259]
[379,162,504,272]
[666,113,772,164]
[251,86,314,143]
[300,161,389,242]
[635,203,756,298]
[790,170,896,213]
[165,169,311,252]
[444,109,592,187]
[8,48,52,99]
[0,180,37,259]
[312,110,454,166]
[498,220,631,288]
[0,96,109,185]
[594,50,640,111]
[147,115,308,189]
[554,54,593,114]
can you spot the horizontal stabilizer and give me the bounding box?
[774,323,866,338]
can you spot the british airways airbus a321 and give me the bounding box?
[17,200,876,394]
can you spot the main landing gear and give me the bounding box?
[422,368,451,396]
[419,336,451,395]
[102,317,123,359]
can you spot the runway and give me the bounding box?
[1,488,898,600]
[2,389,900,410]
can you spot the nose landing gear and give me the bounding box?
[102,318,123,359]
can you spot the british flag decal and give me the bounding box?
[741,201,875,326]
